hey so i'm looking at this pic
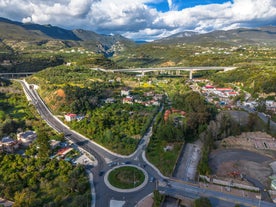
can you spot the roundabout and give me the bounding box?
[104,165,149,193]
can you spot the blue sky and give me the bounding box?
[148,0,233,12]
[0,0,275,41]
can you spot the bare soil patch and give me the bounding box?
[210,132,276,187]
[56,89,65,98]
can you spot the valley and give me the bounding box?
[0,17,276,207]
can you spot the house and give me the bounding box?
[0,198,13,207]
[215,88,233,93]
[163,145,174,152]
[153,94,163,101]
[164,108,186,122]
[57,147,73,157]
[123,97,133,104]
[121,89,130,96]
[150,100,160,106]
[64,113,77,122]
[226,91,238,97]
[144,91,154,97]
[49,140,61,149]
[105,98,116,104]
[266,101,276,113]
[204,85,215,90]
[0,136,19,152]
[17,131,37,146]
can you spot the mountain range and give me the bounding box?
[155,27,276,46]
[0,17,275,57]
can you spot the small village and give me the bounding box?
[191,79,276,114]
[0,130,93,168]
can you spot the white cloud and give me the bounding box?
[0,0,275,41]
[167,0,173,10]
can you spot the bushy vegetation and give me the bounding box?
[172,91,217,140]
[0,81,91,206]
[147,90,218,175]
[152,190,165,207]
[211,66,276,95]
[0,81,37,137]
[69,103,156,155]
[0,154,90,207]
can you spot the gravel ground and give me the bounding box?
[209,149,273,187]
[209,149,273,174]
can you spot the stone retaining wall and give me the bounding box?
[200,175,260,192]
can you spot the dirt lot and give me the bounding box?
[209,131,276,188]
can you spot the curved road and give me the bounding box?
[20,80,275,207]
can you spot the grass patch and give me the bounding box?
[146,138,183,176]
[108,166,145,189]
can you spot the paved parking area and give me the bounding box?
[74,154,96,166]
[173,140,202,181]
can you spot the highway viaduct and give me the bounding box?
[1,66,236,79]
[0,72,35,79]
[93,66,237,79]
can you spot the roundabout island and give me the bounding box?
[104,165,149,193]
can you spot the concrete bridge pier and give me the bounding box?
[154,71,160,75]
[189,69,193,80]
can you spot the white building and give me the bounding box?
[121,89,130,96]
[64,113,77,122]
[0,136,19,152]
[17,131,37,146]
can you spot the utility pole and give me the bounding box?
[134,169,136,188]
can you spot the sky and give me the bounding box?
[0,0,275,41]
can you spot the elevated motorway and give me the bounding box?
[92,66,237,79]
[0,72,35,78]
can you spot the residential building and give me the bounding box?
[64,113,77,122]
[17,131,37,146]
[0,136,19,152]
[123,97,133,104]
[121,89,130,96]
[104,98,116,104]
[266,101,276,113]
[49,140,61,149]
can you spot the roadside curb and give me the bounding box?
[86,169,96,207]
[104,165,149,193]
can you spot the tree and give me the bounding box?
[36,131,51,158]
[153,190,164,207]
[247,113,257,132]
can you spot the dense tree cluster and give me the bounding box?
[0,154,90,207]
[147,90,218,175]
[171,91,217,140]
[69,103,156,154]
[0,84,35,137]
[0,82,90,207]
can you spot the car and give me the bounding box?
[108,162,117,167]
[149,177,155,183]
[99,171,105,176]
